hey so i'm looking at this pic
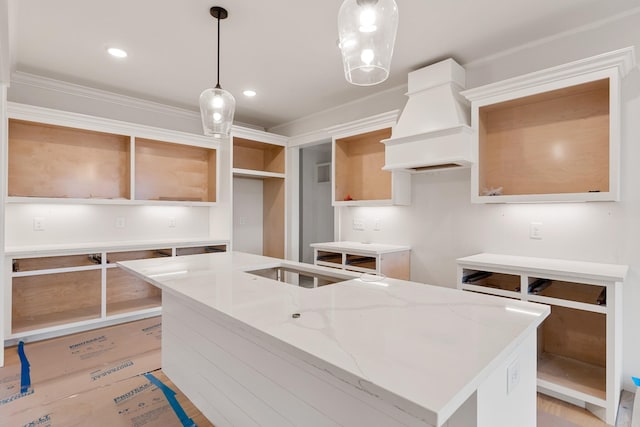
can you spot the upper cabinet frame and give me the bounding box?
[462,47,636,203]
[328,111,410,206]
[5,103,220,206]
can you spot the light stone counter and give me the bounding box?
[120,251,549,427]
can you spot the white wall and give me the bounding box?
[4,204,211,247]
[284,11,640,390]
[299,144,333,264]
[232,177,264,255]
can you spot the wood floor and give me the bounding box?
[1,320,634,427]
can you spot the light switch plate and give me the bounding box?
[529,222,542,240]
[507,358,520,394]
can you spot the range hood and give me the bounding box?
[382,58,472,172]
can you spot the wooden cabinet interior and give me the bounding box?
[263,177,285,258]
[233,137,284,174]
[8,119,130,199]
[107,249,171,263]
[135,138,217,202]
[12,269,102,333]
[106,268,161,316]
[538,307,606,399]
[478,79,610,197]
[176,244,226,256]
[334,127,392,202]
[462,270,521,293]
[13,254,100,272]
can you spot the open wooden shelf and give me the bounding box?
[538,352,606,401]
[233,137,284,174]
[12,269,102,333]
[478,79,610,197]
[135,138,217,203]
[8,119,131,200]
[263,177,285,259]
[334,128,392,202]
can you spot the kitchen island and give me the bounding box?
[119,251,549,427]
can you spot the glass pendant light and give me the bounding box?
[200,6,236,138]
[338,0,398,86]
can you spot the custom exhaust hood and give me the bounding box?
[382,58,473,172]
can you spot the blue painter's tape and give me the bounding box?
[633,376,640,387]
[18,341,31,393]
[144,373,196,427]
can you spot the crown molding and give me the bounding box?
[325,110,399,139]
[10,71,201,120]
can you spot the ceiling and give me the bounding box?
[10,0,640,130]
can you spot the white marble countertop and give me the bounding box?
[310,240,410,254]
[5,238,229,257]
[119,251,549,425]
[457,253,629,283]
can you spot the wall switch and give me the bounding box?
[115,217,126,228]
[529,222,543,240]
[507,358,521,394]
[374,218,381,231]
[352,218,365,231]
[168,217,176,228]
[33,217,45,231]
[238,216,247,225]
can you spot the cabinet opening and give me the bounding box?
[461,269,521,293]
[12,270,102,333]
[334,128,392,202]
[135,138,217,202]
[106,268,161,316]
[233,138,284,174]
[478,79,610,197]
[316,251,342,265]
[528,277,606,306]
[13,254,101,272]
[346,254,377,271]
[538,306,606,400]
[176,245,227,256]
[8,119,131,200]
[107,249,172,263]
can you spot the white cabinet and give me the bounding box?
[311,241,410,280]
[7,103,220,206]
[456,253,628,425]
[462,47,635,203]
[327,111,411,206]
[5,240,227,343]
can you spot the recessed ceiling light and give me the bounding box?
[243,90,257,97]
[107,47,128,58]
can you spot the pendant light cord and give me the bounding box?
[216,13,221,89]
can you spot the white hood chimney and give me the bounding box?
[382,58,472,172]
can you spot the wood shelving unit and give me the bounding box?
[328,112,410,206]
[457,253,627,425]
[232,133,286,259]
[7,241,228,341]
[135,138,217,203]
[462,47,635,203]
[8,119,130,200]
[7,104,221,206]
[334,128,392,203]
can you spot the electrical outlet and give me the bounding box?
[352,218,365,231]
[374,218,382,231]
[115,217,126,228]
[507,358,520,394]
[529,222,542,240]
[33,217,45,231]
[168,217,176,228]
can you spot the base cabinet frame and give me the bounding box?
[457,253,627,425]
